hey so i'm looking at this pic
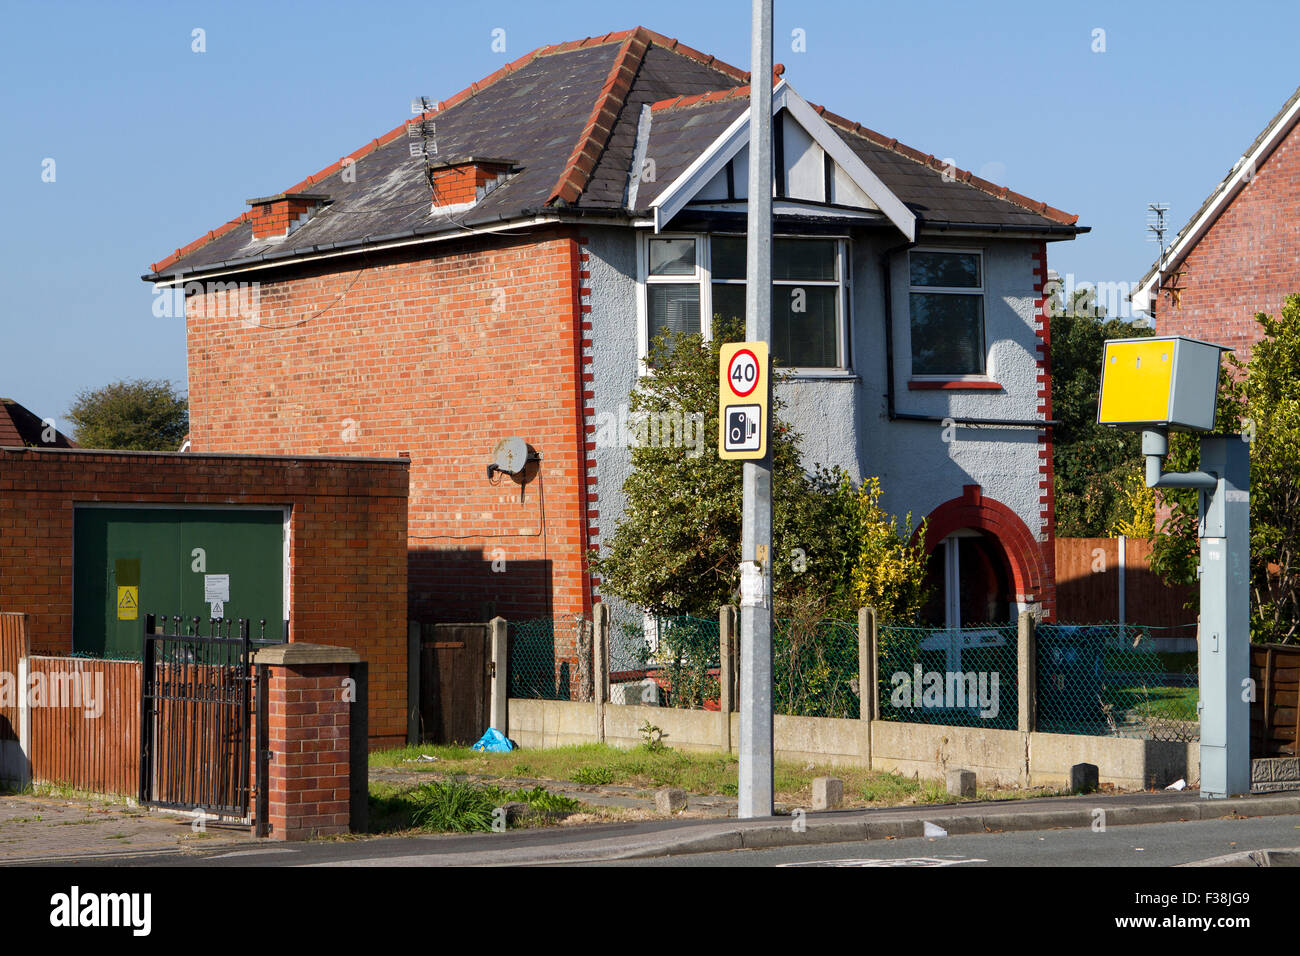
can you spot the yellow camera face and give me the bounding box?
[1097,336,1224,432]
[1098,340,1176,425]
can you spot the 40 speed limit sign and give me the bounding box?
[718,341,769,460]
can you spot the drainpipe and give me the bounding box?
[879,238,915,421]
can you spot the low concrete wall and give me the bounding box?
[509,699,599,750]
[870,721,1029,787]
[508,698,1201,790]
[773,714,867,767]
[1028,732,1198,791]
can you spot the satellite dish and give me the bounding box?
[491,436,530,476]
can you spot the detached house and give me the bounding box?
[146,27,1083,646]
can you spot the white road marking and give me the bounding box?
[778,856,986,867]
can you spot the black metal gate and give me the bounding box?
[139,614,284,825]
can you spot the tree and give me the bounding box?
[1047,284,1153,536]
[66,379,189,451]
[815,470,929,624]
[1243,300,1300,644]
[589,317,928,622]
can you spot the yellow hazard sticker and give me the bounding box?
[116,586,138,621]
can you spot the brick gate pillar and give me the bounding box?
[253,643,366,841]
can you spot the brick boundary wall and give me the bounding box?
[0,447,409,746]
[264,658,354,840]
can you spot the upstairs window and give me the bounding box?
[645,237,701,347]
[908,249,986,377]
[641,234,849,371]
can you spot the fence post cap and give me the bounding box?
[253,643,361,666]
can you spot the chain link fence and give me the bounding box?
[605,607,720,709]
[608,604,654,677]
[505,612,1200,743]
[877,623,1019,730]
[1037,623,1199,741]
[508,615,589,701]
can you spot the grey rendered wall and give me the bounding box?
[780,234,1046,541]
[583,226,1049,609]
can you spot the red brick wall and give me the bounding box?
[184,230,591,628]
[265,662,352,840]
[1155,122,1300,363]
[0,447,409,745]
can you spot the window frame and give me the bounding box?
[906,246,993,383]
[637,231,852,374]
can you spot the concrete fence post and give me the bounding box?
[406,620,420,745]
[15,614,32,789]
[1018,609,1036,734]
[489,617,508,735]
[578,620,594,703]
[720,605,736,752]
[593,604,609,743]
[859,607,876,766]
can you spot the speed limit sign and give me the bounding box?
[718,341,769,460]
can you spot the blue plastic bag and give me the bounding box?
[471,728,515,752]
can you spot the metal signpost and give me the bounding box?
[1098,335,1250,798]
[735,0,775,819]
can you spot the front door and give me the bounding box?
[922,530,1013,628]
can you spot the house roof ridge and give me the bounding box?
[548,32,651,205]
[148,26,755,274]
[549,28,767,204]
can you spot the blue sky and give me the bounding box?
[2,0,1297,426]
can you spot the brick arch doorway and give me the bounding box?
[914,485,1051,626]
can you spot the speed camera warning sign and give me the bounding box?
[719,342,769,460]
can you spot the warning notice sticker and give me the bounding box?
[116,586,138,621]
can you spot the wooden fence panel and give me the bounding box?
[0,614,29,783]
[1055,537,1196,627]
[28,657,140,797]
[1252,643,1300,758]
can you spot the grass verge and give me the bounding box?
[371,743,1067,809]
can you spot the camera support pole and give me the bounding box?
[738,0,775,819]
[1142,428,1251,798]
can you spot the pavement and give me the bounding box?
[4,780,1299,867]
[0,792,253,865]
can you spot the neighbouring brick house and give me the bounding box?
[0,398,76,448]
[146,27,1084,666]
[1133,84,1300,361]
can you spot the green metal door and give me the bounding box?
[74,507,286,658]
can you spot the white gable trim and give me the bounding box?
[651,82,916,240]
[1134,89,1300,308]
